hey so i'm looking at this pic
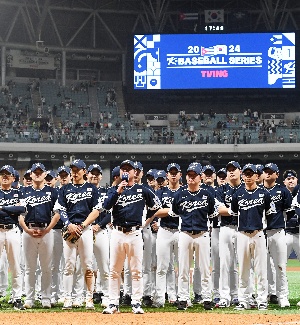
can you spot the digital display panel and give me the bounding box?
[133,32,296,90]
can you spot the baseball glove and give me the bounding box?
[61,224,84,244]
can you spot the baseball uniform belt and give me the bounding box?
[183,230,207,235]
[242,229,261,237]
[27,222,48,228]
[114,225,140,233]
[0,224,15,229]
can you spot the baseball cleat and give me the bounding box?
[216,298,230,308]
[269,295,278,304]
[62,298,73,310]
[234,302,248,310]
[13,299,25,311]
[203,301,214,310]
[177,300,187,310]
[85,298,95,310]
[279,298,290,308]
[102,304,120,314]
[258,303,268,310]
[132,303,144,314]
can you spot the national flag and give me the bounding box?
[204,9,224,23]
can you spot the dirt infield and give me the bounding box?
[1,312,300,325]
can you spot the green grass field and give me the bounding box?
[0,259,300,314]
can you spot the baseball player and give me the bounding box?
[216,168,227,186]
[263,163,294,308]
[145,169,158,191]
[143,170,167,306]
[169,164,215,311]
[19,163,60,309]
[0,165,26,310]
[45,171,58,187]
[284,170,300,260]
[50,166,71,306]
[152,163,182,307]
[22,169,32,187]
[86,164,111,308]
[57,159,101,310]
[215,161,241,308]
[201,165,220,304]
[231,164,275,311]
[102,160,161,314]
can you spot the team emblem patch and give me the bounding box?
[259,194,264,197]
[137,189,142,192]
[87,188,92,191]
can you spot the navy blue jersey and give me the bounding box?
[95,186,111,229]
[57,182,100,224]
[201,183,219,228]
[155,186,183,229]
[231,186,275,232]
[103,184,161,227]
[215,183,244,226]
[20,185,58,224]
[0,188,22,224]
[264,184,294,230]
[169,187,216,232]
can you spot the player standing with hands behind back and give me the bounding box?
[231,164,276,311]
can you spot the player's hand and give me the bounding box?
[92,224,100,233]
[117,180,128,194]
[151,221,159,232]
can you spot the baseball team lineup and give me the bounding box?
[0,158,299,314]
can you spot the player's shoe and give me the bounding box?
[234,302,249,310]
[13,299,25,311]
[177,300,187,310]
[258,303,268,310]
[23,301,33,309]
[249,296,258,309]
[57,297,65,304]
[297,301,300,307]
[42,300,51,309]
[216,298,230,308]
[231,297,239,306]
[85,298,95,310]
[72,298,83,308]
[121,294,131,306]
[50,298,57,307]
[62,298,73,310]
[93,292,102,304]
[269,294,278,304]
[203,300,214,310]
[279,298,290,308]
[213,297,220,305]
[142,295,152,307]
[132,303,145,314]
[102,304,120,314]
[192,293,203,304]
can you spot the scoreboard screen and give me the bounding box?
[133,32,296,90]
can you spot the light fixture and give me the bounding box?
[131,155,135,159]
[162,156,167,159]
[147,155,151,159]
[100,155,104,159]
[279,154,284,158]
[85,155,89,159]
[8,153,13,158]
[218,154,222,158]
[234,154,238,158]
[35,154,39,158]
[178,155,182,159]
[51,154,55,159]
[247,154,251,158]
[115,155,120,159]
[63,155,67,159]
[264,154,268,158]
[294,154,298,158]
[207,155,211,158]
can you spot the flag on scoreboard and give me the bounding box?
[204,10,224,23]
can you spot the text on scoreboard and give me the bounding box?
[133,33,295,90]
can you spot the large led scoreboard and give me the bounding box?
[133,32,296,90]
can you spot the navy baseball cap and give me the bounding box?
[134,161,143,171]
[0,165,15,175]
[87,164,102,173]
[155,170,167,180]
[242,164,257,173]
[263,163,279,173]
[120,160,135,169]
[24,169,32,177]
[167,163,181,172]
[188,162,202,170]
[226,161,241,170]
[46,170,57,179]
[217,168,227,176]
[187,165,202,175]
[283,170,297,179]
[146,169,157,177]
[112,166,120,177]
[31,163,46,172]
[70,159,86,169]
[202,165,216,173]
[256,164,264,175]
[57,166,71,174]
